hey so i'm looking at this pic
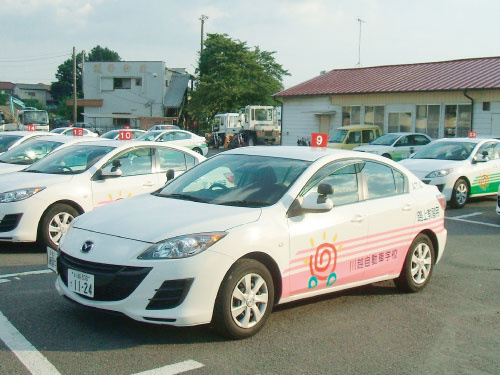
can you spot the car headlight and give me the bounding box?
[138,232,226,259]
[425,169,454,178]
[0,187,45,203]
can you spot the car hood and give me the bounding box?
[353,145,390,153]
[399,158,461,172]
[0,171,73,191]
[72,193,262,243]
[0,163,26,174]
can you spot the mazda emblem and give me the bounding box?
[81,241,94,253]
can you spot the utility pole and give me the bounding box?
[200,15,208,55]
[356,18,366,68]
[73,47,77,124]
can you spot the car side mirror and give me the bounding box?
[101,162,122,178]
[288,183,334,217]
[166,169,175,181]
[472,152,489,163]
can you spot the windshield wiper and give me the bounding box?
[222,200,268,207]
[23,169,44,173]
[161,193,209,203]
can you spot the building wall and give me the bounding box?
[281,89,500,145]
[83,61,166,128]
[14,87,51,107]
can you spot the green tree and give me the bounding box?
[188,33,289,133]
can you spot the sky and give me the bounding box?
[1,0,500,90]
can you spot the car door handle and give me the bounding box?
[402,203,413,211]
[142,181,154,187]
[351,214,366,223]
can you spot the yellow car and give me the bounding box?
[328,125,382,150]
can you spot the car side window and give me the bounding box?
[156,148,194,171]
[159,133,175,142]
[174,132,191,140]
[414,135,430,145]
[395,136,409,147]
[477,142,498,160]
[347,131,361,144]
[360,161,406,199]
[110,147,153,176]
[362,130,375,143]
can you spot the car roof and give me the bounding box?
[335,125,381,130]
[432,137,498,144]
[0,131,52,137]
[78,139,201,152]
[223,146,363,162]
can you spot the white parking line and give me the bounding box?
[0,269,52,279]
[0,309,61,375]
[446,215,500,228]
[132,360,205,375]
[448,212,482,219]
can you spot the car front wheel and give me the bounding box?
[450,178,469,208]
[395,233,435,293]
[213,259,274,339]
[39,204,79,249]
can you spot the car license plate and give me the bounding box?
[47,248,58,273]
[68,269,94,298]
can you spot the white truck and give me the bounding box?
[1,96,49,132]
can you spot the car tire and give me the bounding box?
[395,233,435,293]
[193,147,203,154]
[213,259,274,340]
[38,203,79,250]
[382,153,392,159]
[450,178,469,208]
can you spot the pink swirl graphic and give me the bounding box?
[309,243,337,281]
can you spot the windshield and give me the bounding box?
[101,130,119,139]
[329,129,347,143]
[24,144,115,174]
[0,140,63,165]
[156,154,310,207]
[253,109,273,121]
[50,128,67,134]
[371,133,400,146]
[137,131,162,141]
[22,111,48,124]
[0,135,23,152]
[411,141,476,160]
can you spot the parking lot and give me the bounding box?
[0,195,499,375]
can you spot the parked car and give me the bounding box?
[50,127,99,137]
[100,129,146,140]
[137,129,208,156]
[399,137,500,208]
[51,146,447,339]
[0,131,53,155]
[148,124,180,131]
[354,132,432,161]
[0,135,99,174]
[328,125,382,150]
[0,140,205,249]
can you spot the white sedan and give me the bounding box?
[400,137,500,208]
[50,127,99,137]
[100,129,146,140]
[0,135,99,174]
[0,131,53,155]
[354,132,432,161]
[53,146,447,339]
[137,129,208,156]
[0,140,205,249]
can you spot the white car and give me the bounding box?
[0,140,205,249]
[50,127,99,137]
[354,132,432,161]
[0,131,53,155]
[100,129,146,140]
[148,124,180,131]
[0,135,101,175]
[400,138,500,208]
[53,146,447,339]
[137,129,208,156]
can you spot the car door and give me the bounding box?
[286,161,369,298]
[470,141,500,196]
[392,135,415,161]
[154,146,197,186]
[91,146,158,208]
[357,160,416,279]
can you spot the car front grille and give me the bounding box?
[0,214,23,232]
[146,279,194,310]
[58,251,152,302]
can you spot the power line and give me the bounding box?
[0,53,71,63]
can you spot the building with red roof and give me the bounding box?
[274,57,500,144]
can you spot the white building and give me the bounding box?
[14,83,54,108]
[82,61,191,131]
[274,57,500,145]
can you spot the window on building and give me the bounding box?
[483,102,490,111]
[342,106,361,125]
[364,106,385,130]
[416,105,440,139]
[28,92,35,97]
[135,78,142,86]
[445,104,471,138]
[113,78,131,89]
[388,112,411,133]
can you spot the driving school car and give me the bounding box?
[0,140,205,249]
[400,138,500,208]
[53,146,447,339]
[354,132,432,161]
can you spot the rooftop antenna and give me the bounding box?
[356,18,366,67]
